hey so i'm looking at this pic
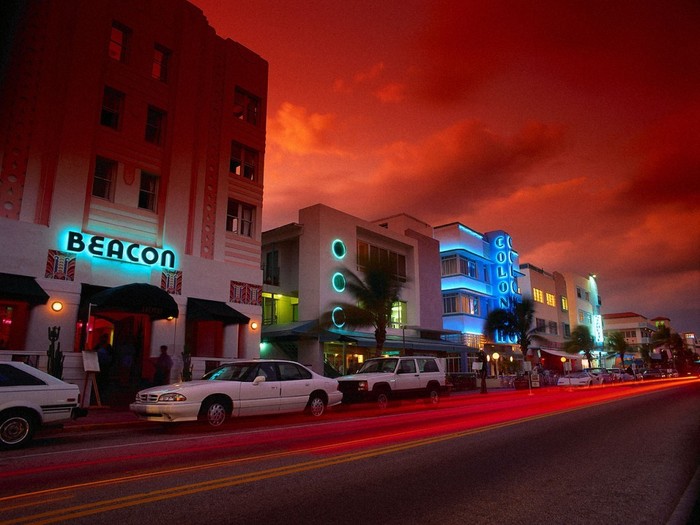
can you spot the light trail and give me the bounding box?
[2,378,695,524]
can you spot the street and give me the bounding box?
[1,379,698,525]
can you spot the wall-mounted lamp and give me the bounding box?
[250,321,259,330]
[167,316,174,321]
[50,301,64,312]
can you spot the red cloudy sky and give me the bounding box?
[192,0,700,333]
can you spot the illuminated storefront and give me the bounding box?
[0,0,266,403]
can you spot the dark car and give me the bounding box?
[642,369,664,380]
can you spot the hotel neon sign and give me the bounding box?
[65,230,176,269]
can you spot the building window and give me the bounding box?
[264,250,279,286]
[442,292,479,316]
[229,142,258,180]
[233,87,259,125]
[138,171,159,212]
[357,241,406,282]
[576,287,582,298]
[563,323,571,337]
[226,199,254,237]
[536,318,546,333]
[390,301,407,328]
[533,288,544,303]
[145,106,166,145]
[92,157,117,201]
[152,44,170,82]
[441,255,477,278]
[547,321,558,335]
[443,293,457,314]
[441,256,458,276]
[545,293,556,307]
[108,22,130,62]
[561,296,568,311]
[100,87,124,129]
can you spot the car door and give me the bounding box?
[394,359,421,393]
[237,362,281,416]
[416,358,442,389]
[277,362,314,413]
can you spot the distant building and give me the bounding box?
[602,312,656,349]
[433,223,524,375]
[261,204,469,375]
[0,0,267,400]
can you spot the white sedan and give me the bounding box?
[557,370,598,387]
[1,362,87,449]
[130,359,343,427]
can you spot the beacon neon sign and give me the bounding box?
[65,230,176,269]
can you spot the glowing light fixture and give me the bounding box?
[331,306,346,328]
[332,272,346,292]
[50,301,64,312]
[331,239,347,259]
[250,321,259,330]
[492,352,500,360]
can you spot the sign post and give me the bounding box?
[81,351,102,408]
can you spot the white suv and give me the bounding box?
[337,356,447,408]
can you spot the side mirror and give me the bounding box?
[253,375,266,385]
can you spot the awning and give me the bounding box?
[0,273,49,305]
[323,329,475,354]
[187,297,249,325]
[89,283,178,320]
[540,348,582,360]
[262,320,321,341]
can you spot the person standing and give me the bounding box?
[153,345,173,385]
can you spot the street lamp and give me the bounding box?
[492,352,500,377]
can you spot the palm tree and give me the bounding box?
[564,325,596,367]
[326,258,405,356]
[606,331,629,369]
[484,298,538,358]
[652,325,686,371]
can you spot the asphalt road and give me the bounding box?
[1,379,698,525]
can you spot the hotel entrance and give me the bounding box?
[78,283,179,406]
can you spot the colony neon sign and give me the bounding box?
[65,230,176,269]
[493,233,519,344]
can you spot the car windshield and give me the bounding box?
[568,372,589,378]
[202,363,259,382]
[357,358,398,374]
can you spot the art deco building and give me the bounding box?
[0,0,267,402]
[261,205,468,375]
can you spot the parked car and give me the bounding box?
[0,362,87,449]
[585,368,613,384]
[607,367,622,382]
[130,359,342,427]
[337,356,447,408]
[642,368,665,380]
[557,370,597,387]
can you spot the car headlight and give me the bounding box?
[357,381,368,392]
[158,393,187,402]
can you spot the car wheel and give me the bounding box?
[199,399,228,428]
[306,394,326,417]
[426,385,440,405]
[375,391,390,410]
[0,410,37,449]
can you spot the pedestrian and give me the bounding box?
[153,345,173,385]
[94,334,113,398]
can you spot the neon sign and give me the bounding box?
[65,230,176,269]
[492,233,519,344]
